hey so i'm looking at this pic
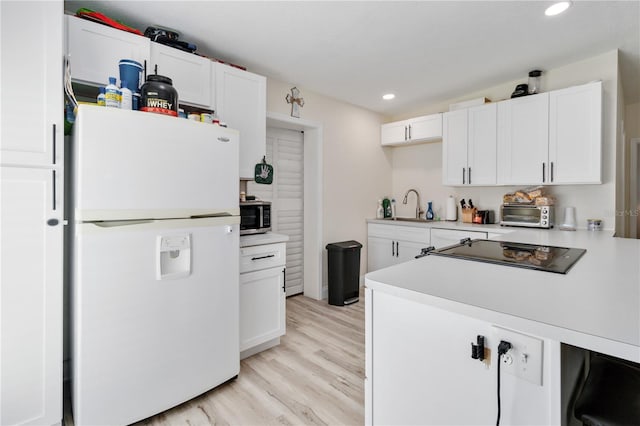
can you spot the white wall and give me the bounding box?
[626,102,640,237]
[627,102,640,141]
[389,51,619,231]
[266,78,391,293]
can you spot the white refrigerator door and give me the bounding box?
[71,217,239,426]
[72,105,239,221]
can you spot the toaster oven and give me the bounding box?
[500,204,554,229]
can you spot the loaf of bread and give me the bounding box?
[534,196,556,206]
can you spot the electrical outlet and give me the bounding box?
[492,326,543,386]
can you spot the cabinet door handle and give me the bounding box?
[468,167,471,185]
[391,240,395,256]
[47,218,59,226]
[251,254,275,261]
[408,125,412,140]
[396,241,399,257]
[282,268,286,293]
[52,170,57,211]
[52,124,57,165]
[542,163,546,183]
[462,168,466,184]
[217,137,230,142]
[550,162,554,182]
[404,126,408,141]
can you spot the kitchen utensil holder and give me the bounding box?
[462,208,477,224]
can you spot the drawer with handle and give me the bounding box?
[240,242,286,274]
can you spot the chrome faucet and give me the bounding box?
[402,189,424,219]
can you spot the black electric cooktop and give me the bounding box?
[428,239,586,274]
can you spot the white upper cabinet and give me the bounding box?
[442,103,497,186]
[548,82,602,184]
[410,114,443,142]
[150,42,213,109]
[468,103,498,185]
[497,93,549,185]
[381,113,442,146]
[215,63,266,179]
[1,2,63,167]
[497,82,602,185]
[442,109,468,185]
[381,120,409,146]
[66,15,150,87]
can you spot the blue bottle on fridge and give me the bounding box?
[426,201,434,220]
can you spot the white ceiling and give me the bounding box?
[64,1,640,117]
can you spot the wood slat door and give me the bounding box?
[248,127,304,296]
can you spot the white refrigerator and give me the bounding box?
[70,105,240,426]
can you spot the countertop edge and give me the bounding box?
[365,277,640,363]
[240,232,290,247]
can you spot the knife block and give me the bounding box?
[462,208,477,224]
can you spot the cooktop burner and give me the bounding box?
[428,239,586,274]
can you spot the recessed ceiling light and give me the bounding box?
[382,93,395,100]
[545,1,571,16]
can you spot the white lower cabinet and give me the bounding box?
[366,290,558,425]
[239,242,286,357]
[1,167,63,426]
[430,228,487,249]
[367,223,430,272]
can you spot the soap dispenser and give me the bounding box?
[426,201,434,220]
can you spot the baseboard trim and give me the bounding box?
[240,338,281,360]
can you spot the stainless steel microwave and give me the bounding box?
[500,204,554,229]
[240,201,271,235]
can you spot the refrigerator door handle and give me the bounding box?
[52,124,57,165]
[190,212,232,218]
[52,170,57,211]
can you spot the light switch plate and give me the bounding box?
[492,326,543,386]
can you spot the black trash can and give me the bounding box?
[326,240,362,306]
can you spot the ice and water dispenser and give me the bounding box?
[156,234,192,280]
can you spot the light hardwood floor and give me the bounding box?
[65,290,365,426]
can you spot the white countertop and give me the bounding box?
[365,224,640,362]
[367,217,509,233]
[240,232,290,247]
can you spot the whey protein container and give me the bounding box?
[140,74,178,116]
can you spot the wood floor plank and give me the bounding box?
[65,289,365,425]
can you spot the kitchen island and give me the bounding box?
[364,226,640,425]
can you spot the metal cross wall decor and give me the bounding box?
[285,87,305,118]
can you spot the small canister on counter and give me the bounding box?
[587,219,602,231]
[201,113,213,123]
[188,113,200,121]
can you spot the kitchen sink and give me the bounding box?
[383,217,428,223]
